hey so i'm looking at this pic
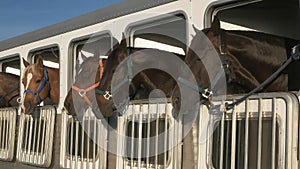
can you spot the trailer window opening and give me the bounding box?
[71,34,117,83]
[130,13,187,55]
[1,57,20,76]
[134,37,185,55]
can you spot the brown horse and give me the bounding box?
[96,38,185,117]
[64,54,107,119]
[0,72,20,108]
[172,17,299,115]
[21,57,59,115]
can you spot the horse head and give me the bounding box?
[96,39,129,116]
[172,17,227,116]
[21,57,58,115]
[64,53,107,119]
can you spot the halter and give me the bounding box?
[72,58,105,106]
[24,68,50,105]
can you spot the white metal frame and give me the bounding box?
[60,108,108,169]
[0,107,17,161]
[117,99,182,169]
[16,106,56,167]
[197,92,299,169]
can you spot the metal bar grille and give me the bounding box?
[16,106,56,167]
[118,99,178,169]
[60,107,107,169]
[0,107,17,161]
[207,93,299,169]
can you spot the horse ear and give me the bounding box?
[80,52,87,61]
[120,38,127,48]
[36,56,44,68]
[23,58,30,67]
[211,16,221,35]
[192,24,201,34]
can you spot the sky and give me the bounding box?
[0,0,122,41]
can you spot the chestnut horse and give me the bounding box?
[0,72,20,108]
[172,17,299,115]
[21,57,59,115]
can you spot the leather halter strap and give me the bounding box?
[72,58,105,106]
[24,68,50,105]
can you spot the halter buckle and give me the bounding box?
[202,88,213,99]
[103,91,112,100]
[79,89,86,97]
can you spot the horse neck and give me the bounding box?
[222,30,288,91]
[46,67,59,104]
[225,30,287,64]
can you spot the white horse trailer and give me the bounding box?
[0,0,299,168]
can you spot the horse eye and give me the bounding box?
[36,80,41,84]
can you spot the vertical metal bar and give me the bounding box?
[75,121,79,167]
[1,112,3,152]
[70,118,74,168]
[130,105,135,169]
[138,105,142,168]
[40,110,47,162]
[155,103,159,168]
[219,112,225,169]
[22,115,28,160]
[271,98,276,169]
[40,112,46,155]
[244,99,249,169]
[0,112,2,151]
[81,116,85,165]
[257,98,262,169]
[87,113,91,169]
[42,109,46,164]
[230,106,237,169]
[93,117,96,169]
[146,104,150,168]
[164,105,168,169]
[27,116,33,162]
[5,112,9,153]
[32,117,38,158]
[36,112,42,163]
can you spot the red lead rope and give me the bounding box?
[71,58,105,106]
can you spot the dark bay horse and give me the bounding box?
[172,17,298,115]
[21,57,59,115]
[96,38,185,117]
[0,72,20,108]
[64,54,107,119]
